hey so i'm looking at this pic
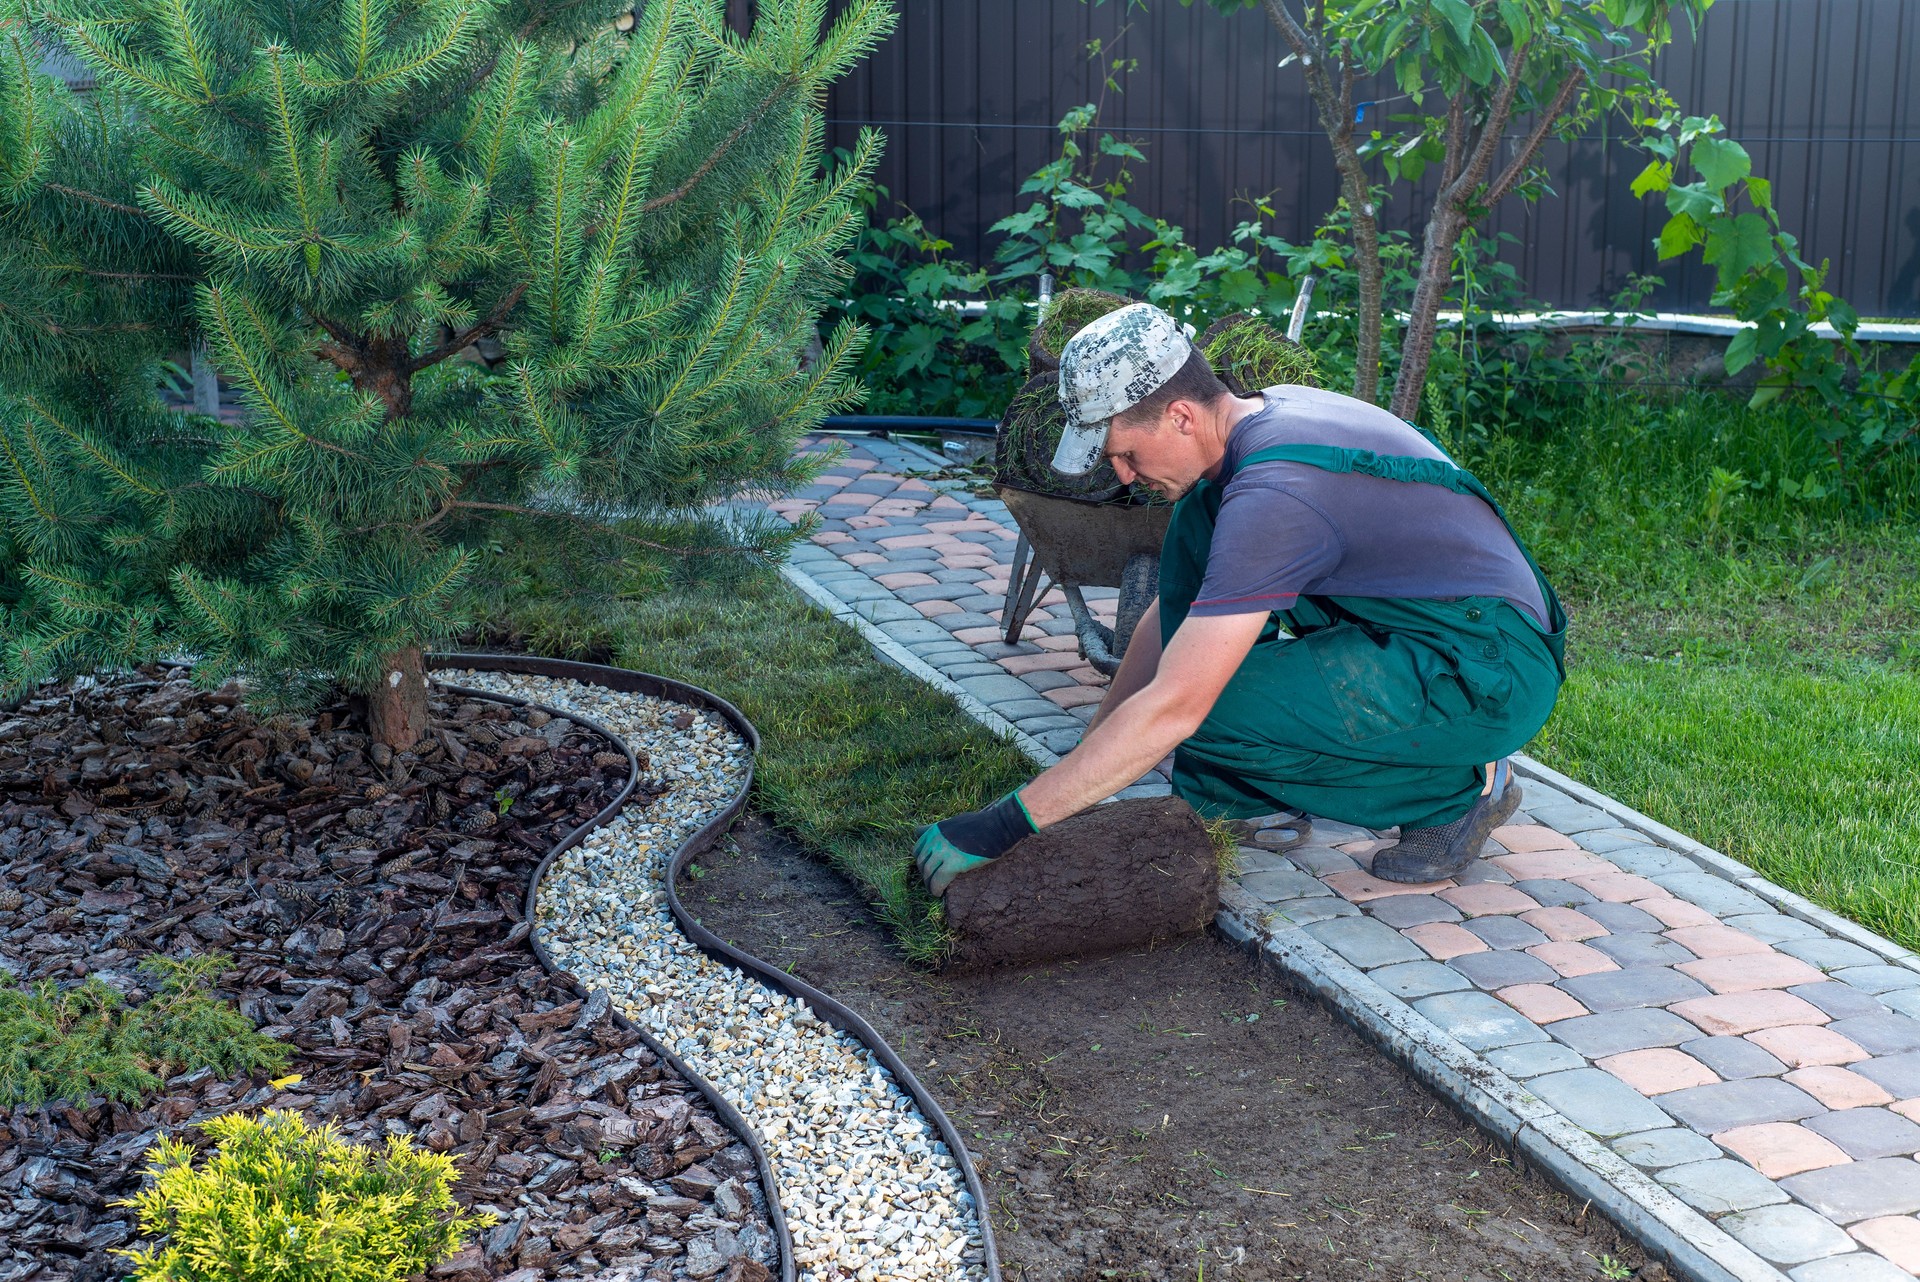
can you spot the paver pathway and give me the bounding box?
[769,433,1920,1282]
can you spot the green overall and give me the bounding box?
[1159,439,1568,832]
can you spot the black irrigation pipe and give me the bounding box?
[821,414,998,437]
[427,653,1004,1282]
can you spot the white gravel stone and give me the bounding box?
[444,670,988,1282]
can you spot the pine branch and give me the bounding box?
[408,282,527,372]
[45,184,148,217]
[640,79,791,215]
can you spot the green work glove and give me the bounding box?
[914,791,1037,897]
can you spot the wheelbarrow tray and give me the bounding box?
[996,486,1173,584]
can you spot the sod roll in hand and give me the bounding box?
[942,796,1221,970]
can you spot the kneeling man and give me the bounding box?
[916,303,1567,894]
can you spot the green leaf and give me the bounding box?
[1655,212,1702,259]
[1690,136,1751,193]
[1702,212,1776,287]
[1432,0,1479,47]
[1744,175,1773,214]
[1629,160,1673,199]
[1724,326,1759,375]
[1664,181,1720,222]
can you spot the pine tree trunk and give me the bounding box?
[367,645,429,751]
[1389,205,1471,422]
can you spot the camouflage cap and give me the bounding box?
[1052,302,1192,476]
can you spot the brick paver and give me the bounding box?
[772,434,1920,1279]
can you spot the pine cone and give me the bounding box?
[453,803,498,835]
[363,783,389,801]
[343,807,377,832]
[592,751,626,770]
[0,886,22,913]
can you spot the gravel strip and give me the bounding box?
[445,671,988,1282]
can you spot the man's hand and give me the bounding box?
[914,791,1037,896]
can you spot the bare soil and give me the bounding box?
[682,817,1666,1282]
[0,667,771,1282]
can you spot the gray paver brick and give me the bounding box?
[1657,1158,1792,1214]
[1366,894,1462,929]
[1034,729,1083,755]
[1831,966,1920,995]
[1577,827,1661,854]
[1517,781,1577,810]
[1269,898,1360,928]
[1803,1108,1920,1159]
[1780,1158,1920,1225]
[1306,916,1427,970]
[1684,1036,1789,1080]
[1558,966,1710,1012]
[849,598,922,624]
[894,582,987,604]
[1233,849,1296,875]
[1369,960,1473,1000]
[880,618,961,644]
[1528,1068,1673,1138]
[1790,1253,1920,1282]
[1010,714,1083,732]
[1287,847,1360,877]
[831,578,902,602]
[1238,870,1331,904]
[1728,912,1830,943]
[930,568,987,584]
[1829,1014,1920,1055]
[1651,872,1774,918]
[1792,982,1890,1021]
[1781,939,1886,971]
[1527,803,1618,834]
[1659,1078,1825,1133]
[1587,932,1698,969]
[866,558,943,574]
[1612,1127,1726,1171]
[954,672,1046,702]
[971,641,1043,660]
[1452,858,1515,885]
[1019,671,1079,692]
[1720,1204,1858,1265]
[1582,902,1665,935]
[1412,991,1549,1051]
[949,594,1005,614]
[1514,878,1597,908]
[998,698,1072,722]
[1880,989,1920,1021]
[1450,949,1559,991]
[1487,1041,1589,1079]
[938,661,1015,679]
[1855,1053,1920,1098]
[1604,848,1700,877]
[1550,1008,1711,1058]
[1463,916,1549,950]
[933,611,1000,632]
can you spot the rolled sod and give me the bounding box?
[942,796,1222,970]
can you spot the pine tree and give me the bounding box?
[0,0,891,746]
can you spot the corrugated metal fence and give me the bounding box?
[805,0,1919,318]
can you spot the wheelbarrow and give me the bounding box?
[998,486,1173,675]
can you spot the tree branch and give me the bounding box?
[407,282,528,373]
[639,81,790,216]
[1444,38,1536,208]
[1481,66,1588,208]
[45,183,147,217]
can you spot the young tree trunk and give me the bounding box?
[1346,191,1386,404]
[1389,205,1471,421]
[367,645,429,751]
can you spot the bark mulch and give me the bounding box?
[0,666,774,1282]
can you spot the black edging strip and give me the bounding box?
[427,657,795,1281]
[428,653,1003,1282]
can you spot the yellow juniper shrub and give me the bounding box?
[116,1109,493,1282]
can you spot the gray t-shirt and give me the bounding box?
[1188,386,1549,626]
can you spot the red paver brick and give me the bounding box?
[1597,1048,1720,1095]
[845,514,889,529]
[1567,872,1669,902]
[1852,1216,1920,1272]
[953,626,1001,644]
[827,491,881,508]
[1519,906,1608,942]
[1037,588,1067,607]
[940,555,1000,570]
[915,599,960,617]
[1893,1099,1920,1124]
[1715,1122,1853,1179]
[1746,1025,1870,1068]
[1070,667,1108,685]
[926,519,999,534]
[1437,882,1539,917]
[1323,870,1451,902]
[1491,824,1578,853]
[874,571,936,588]
[869,500,926,517]
[1786,1066,1895,1109]
[1044,686,1106,709]
[811,530,852,544]
[1032,635,1082,652]
[896,478,931,493]
[1402,922,1488,960]
[1676,952,1828,994]
[1498,984,1589,1024]
[1491,849,1614,880]
[1633,897,1720,929]
[929,495,967,510]
[814,473,850,487]
[1337,837,1398,859]
[1528,941,1621,977]
[1672,991,1832,1037]
[1664,925,1773,959]
[876,532,945,549]
[998,651,1093,675]
[842,552,885,565]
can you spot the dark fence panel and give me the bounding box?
[818,0,1920,317]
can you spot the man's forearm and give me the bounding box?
[1084,599,1162,736]
[1019,680,1195,826]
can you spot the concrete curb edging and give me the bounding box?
[1512,754,1919,968]
[1214,883,1790,1282]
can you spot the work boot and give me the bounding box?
[1372,760,1519,884]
